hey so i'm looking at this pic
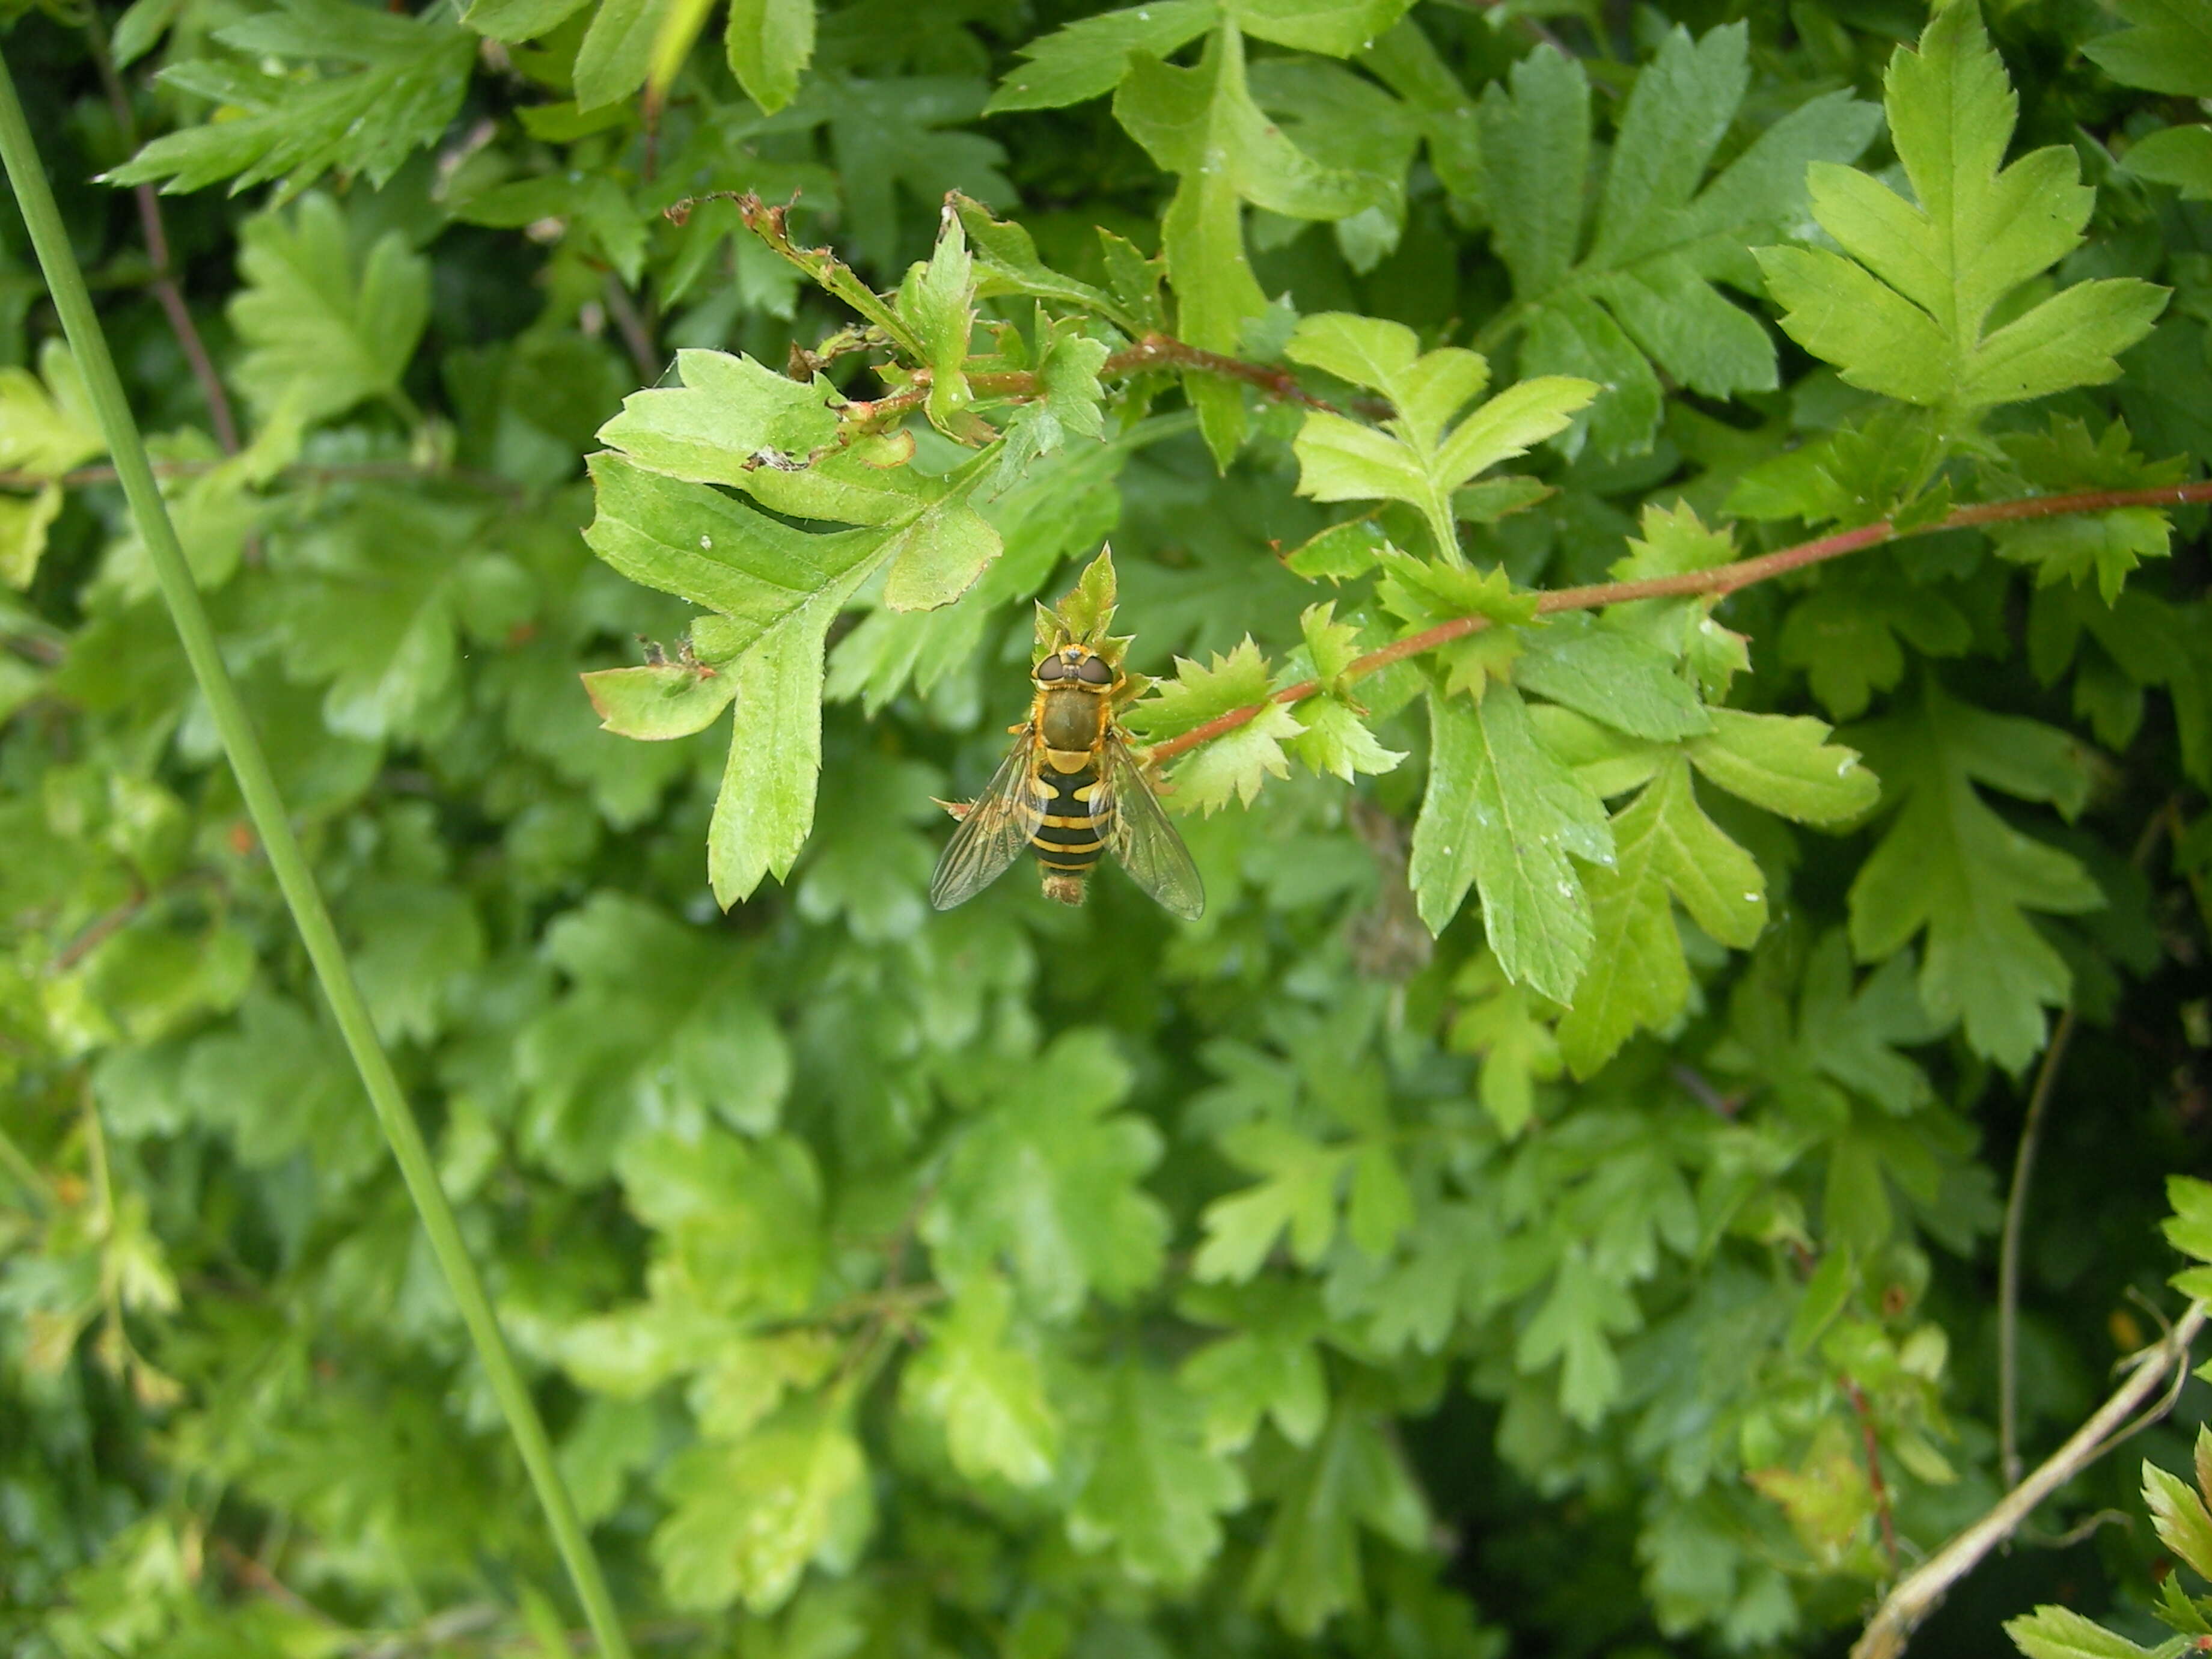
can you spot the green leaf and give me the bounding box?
[994,317,1111,483]
[229,195,429,426]
[516,895,792,1181]
[1777,564,1973,720]
[1114,25,1387,465]
[2166,1176,2212,1266]
[726,0,814,112]
[104,0,474,199]
[1245,1406,1429,1634]
[923,1030,1167,1319]
[180,991,382,1180]
[1288,698,1405,782]
[894,210,980,440]
[594,350,842,484]
[581,661,738,740]
[988,0,1218,112]
[1176,1285,1328,1452]
[1194,1122,1350,1282]
[1482,26,1879,457]
[1514,615,1711,742]
[653,1399,870,1613]
[462,0,594,40]
[616,1128,822,1316]
[1848,682,2103,1071]
[2083,0,2212,97]
[1067,1364,1247,1587]
[1409,685,1612,1000]
[0,339,106,479]
[1985,418,2186,603]
[0,485,61,590]
[1787,1247,1855,1356]
[2143,1458,2212,1583]
[1685,708,1881,824]
[1557,757,1765,1077]
[902,1276,1059,1488]
[573,0,677,109]
[1286,312,1595,559]
[2124,124,2212,201]
[2003,1606,2155,1659]
[1517,1250,1640,1426]
[1227,0,1413,58]
[1755,6,2166,414]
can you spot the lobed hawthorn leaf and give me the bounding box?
[1410,684,1612,1001]
[902,1274,1059,1489]
[1756,5,2166,415]
[1555,757,1765,1079]
[1245,1405,1429,1635]
[1176,1282,1328,1453]
[1194,1122,1350,1282]
[1448,950,1561,1137]
[229,195,430,427]
[653,1398,871,1615]
[582,661,739,741]
[1481,25,1879,458]
[104,0,473,200]
[1982,417,2186,603]
[1067,1363,1247,1588]
[1113,26,1388,466]
[1518,1249,1642,1427]
[921,1029,1168,1321]
[1847,680,2103,1072]
[2003,1606,2157,1659]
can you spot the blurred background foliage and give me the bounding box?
[1,0,2209,1655]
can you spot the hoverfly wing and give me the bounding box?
[1099,733,1205,920]
[929,729,1045,911]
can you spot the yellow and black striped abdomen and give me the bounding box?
[1030,765,1104,873]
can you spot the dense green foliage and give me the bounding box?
[3,0,2210,1654]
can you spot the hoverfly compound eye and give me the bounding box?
[1075,653,1114,686]
[1036,656,1068,682]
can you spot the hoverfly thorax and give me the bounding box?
[927,552,1204,921]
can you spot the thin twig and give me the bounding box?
[1997,801,2177,1489]
[1141,480,2212,766]
[602,272,662,386]
[81,15,239,454]
[1841,1373,1899,1568]
[1850,1301,2208,1659]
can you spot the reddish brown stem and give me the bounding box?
[1841,1373,1899,1568]
[1141,479,2212,765]
[84,18,239,454]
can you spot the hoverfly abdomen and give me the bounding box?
[1030,767,1106,899]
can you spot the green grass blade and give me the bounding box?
[0,49,635,1659]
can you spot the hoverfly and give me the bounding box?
[929,640,1205,919]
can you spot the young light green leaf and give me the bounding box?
[1114,26,1387,465]
[104,0,473,199]
[1285,312,1593,558]
[1556,756,1764,1077]
[594,349,842,483]
[726,0,814,112]
[1289,699,1405,782]
[1848,682,2103,1071]
[229,195,429,426]
[2143,1459,2212,1583]
[2003,1606,2156,1659]
[895,209,979,439]
[573,0,677,109]
[1483,26,1879,457]
[1193,1123,1350,1282]
[0,339,106,479]
[1410,686,1611,1001]
[581,662,738,741]
[903,1276,1059,1488]
[653,1399,870,1613]
[1756,5,2166,414]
